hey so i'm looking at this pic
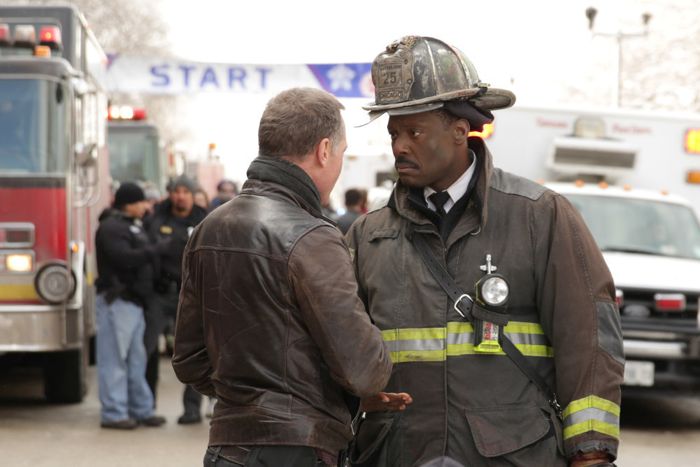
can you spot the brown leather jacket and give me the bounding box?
[172,158,392,453]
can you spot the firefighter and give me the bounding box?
[345,36,624,467]
[144,175,208,422]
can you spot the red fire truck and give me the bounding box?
[0,5,110,402]
[108,105,170,195]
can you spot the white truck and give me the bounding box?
[486,105,700,393]
[485,104,700,210]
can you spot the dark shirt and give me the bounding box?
[145,200,208,285]
[336,209,360,234]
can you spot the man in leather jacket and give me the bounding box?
[173,87,393,467]
[345,36,623,467]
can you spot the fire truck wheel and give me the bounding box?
[43,348,87,404]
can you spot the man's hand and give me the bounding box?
[360,392,413,412]
[570,451,613,467]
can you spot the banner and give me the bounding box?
[106,55,374,98]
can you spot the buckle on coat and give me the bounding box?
[454,294,474,319]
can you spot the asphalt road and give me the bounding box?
[1,358,698,466]
[0,357,209,467]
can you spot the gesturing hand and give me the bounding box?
[360,392,413,412]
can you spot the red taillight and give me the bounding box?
[0,24,10,45]
[132,108,147,120]
[108,105,147,121]
[654,293,686,312]
[39,26,62,50]
[615,289,624,307]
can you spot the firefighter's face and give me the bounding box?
[170,186,194,215]
[388,111,471,191]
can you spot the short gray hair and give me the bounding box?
[258,87,345,159]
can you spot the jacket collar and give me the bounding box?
[388,137,493,241]
[244,155,327,220]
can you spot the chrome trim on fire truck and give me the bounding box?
[0,304,82,352]
[0,222,35,248]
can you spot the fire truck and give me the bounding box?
[0,5,110,402]
[107,105,170,195]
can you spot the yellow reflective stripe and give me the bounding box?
[389,349,446,363]
[562,395,620,440]
[447,321,474,333]
[563,420,620,440]
[563,395,620,419]
[505,321,545,335]
[382,322,554,362]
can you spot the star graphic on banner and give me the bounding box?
[327,65,356,92]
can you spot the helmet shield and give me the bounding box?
[364,36,515,115]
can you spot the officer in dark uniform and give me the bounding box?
[144,175,208,422]
[95,182,167,429]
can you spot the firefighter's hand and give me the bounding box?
[360,392,413,412]
[570,451,614,467]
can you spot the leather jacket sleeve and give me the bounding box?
[288,225,392,398]
[171,238,215,397]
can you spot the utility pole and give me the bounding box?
[586,7,652,108]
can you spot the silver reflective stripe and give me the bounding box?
[385,338,444,353]
[564,407,619,427]
[506,332,549,347]
[446,330,474,346]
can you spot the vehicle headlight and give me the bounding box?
[6,253,33,272]
[34,263,76,304]
[477,275,509,307]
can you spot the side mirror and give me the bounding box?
[75,142,98,166]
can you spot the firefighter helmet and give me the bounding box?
[363,36,515,116]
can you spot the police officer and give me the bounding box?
[145,175,208,422]
[95,182,166,429]
[346,36,624,467]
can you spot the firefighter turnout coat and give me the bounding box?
[346,138,624,467]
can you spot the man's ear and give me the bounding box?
[315,137,332,167]
[453,119,470,145]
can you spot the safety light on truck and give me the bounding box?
[13,25,36,48]
[654,293,686,312]
[468,123,494,140]
[39,25,61,50]
[686,171,700,185]
[0,24,10,45]
[615,289,624,307]
[108,105,147,121]
[34,263,76,304]
[685,129,700,154]
[6,253,33,273]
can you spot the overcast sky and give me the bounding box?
[154,0,661,184]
